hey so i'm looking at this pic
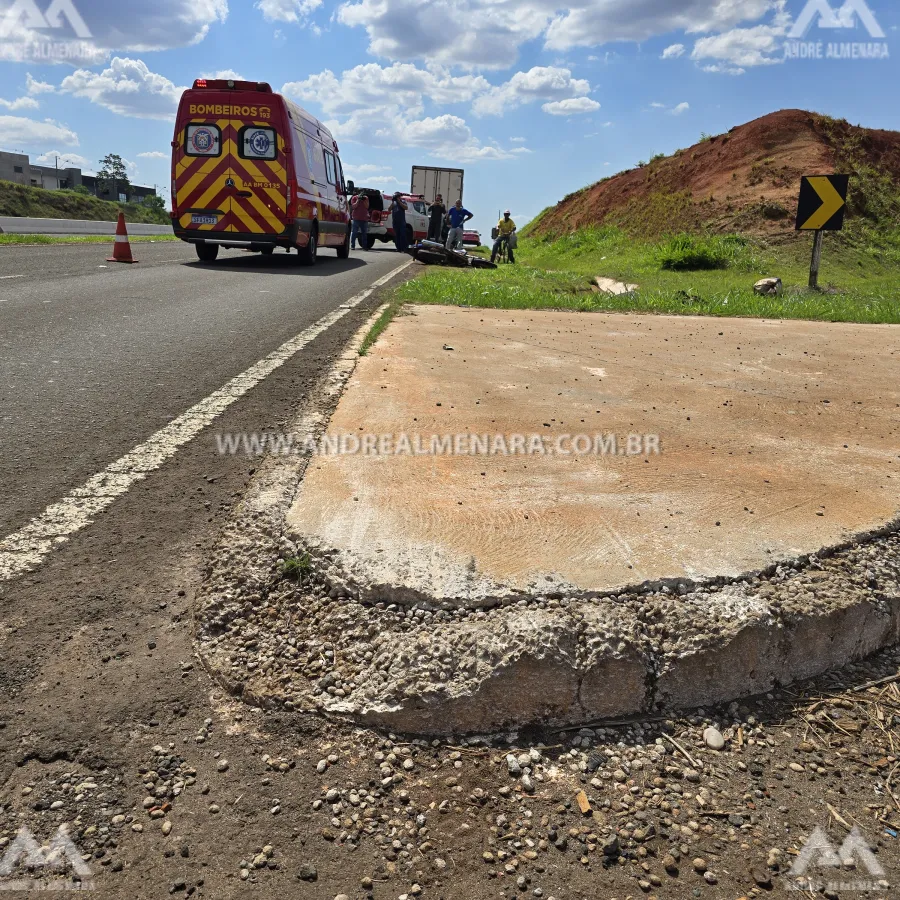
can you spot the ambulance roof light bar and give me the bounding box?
[192,78,273,93]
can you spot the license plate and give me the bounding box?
[191,214,218,225]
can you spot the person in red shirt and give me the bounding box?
[350,193,370,251]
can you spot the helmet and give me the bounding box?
[503,209,511,215]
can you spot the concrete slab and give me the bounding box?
[199,304,900,733]
[288,306,900,604]
[594,276,638,295]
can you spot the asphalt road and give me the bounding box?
[0,240,404,537]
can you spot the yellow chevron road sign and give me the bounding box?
[795,175,850,231]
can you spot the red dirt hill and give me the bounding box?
[530,109,900,238]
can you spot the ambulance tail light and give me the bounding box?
[287,178,298,219]
[194,78,207,88]
[170,177,177,216]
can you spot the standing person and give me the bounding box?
[350,192,370,251]
[389,192,409,252]
[445,199,473,250]
[491,209,517,263]
[426,194,446,242]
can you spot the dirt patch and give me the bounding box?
[531,109,900,237]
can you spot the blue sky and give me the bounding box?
[0,0,897,229]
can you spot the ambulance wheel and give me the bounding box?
[260,247,274,256]
[297,228,317,266]
[195,243,219,262]
[366,234,378,250]
[336,226,351,259]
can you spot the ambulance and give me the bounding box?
[171,78,351,265]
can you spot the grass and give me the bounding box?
[279,554,311,580]
[360,297,406,356]
[0,233,178,245]
[385,225,900,327]
[0,178,170,225]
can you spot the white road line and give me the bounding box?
[0,259,412,581]
[0,275,25,279]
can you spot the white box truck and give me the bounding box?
[411,166,464,205]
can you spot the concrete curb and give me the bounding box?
[0,216,173,236]
[194,309,900,735]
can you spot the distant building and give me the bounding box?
[0,150,157,203]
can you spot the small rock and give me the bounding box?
[751,866,772,888]
[217,760,229,773]
[692,857,707,873]
[575,791,591,815]
[506,754,521,776]
[602,834,620,858]
[297,864,318,882]
[753,277,783,296]
[703,727,725,751]
[161,821,172,837]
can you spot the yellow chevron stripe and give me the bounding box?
[232,157,286,211]
[230,202,258,234]
[178,155,228,204]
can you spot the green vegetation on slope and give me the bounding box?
[390,226,900,327]
[0,179,170,225]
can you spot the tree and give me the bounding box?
[97,154,131,200]
[143,194,166,212]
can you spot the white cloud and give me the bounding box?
[544,0,776,50]
[26,74,54,95]
[510,136,526,142]
[284,63,531,162]
[60,58,185,120]
[661,43,686,58]
[137,151,168,159]
[256,0,322,22]
[701,62,746,74]
[0,1,228,60]
[336,0,781,64]
[204,69,246,80]
[283,64,489,118]
[691,23,786,68]
[542,96,600,115]
[472,66,591,116]
[0,116,78,147]
[650,101,690,115]
[35,150,92,169]
[0,96,39,111]
[337,0,551,68]
[329,108,517,161]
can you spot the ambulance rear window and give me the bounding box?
[185,123,221,157]
[239,126,277,161]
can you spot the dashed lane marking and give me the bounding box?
[0,259,413,581]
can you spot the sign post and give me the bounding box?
[795,175,850,290]
[808,230,825,289]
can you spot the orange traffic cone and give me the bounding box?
[107,213,138,263]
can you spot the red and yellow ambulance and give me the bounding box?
[171,78,351,265]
